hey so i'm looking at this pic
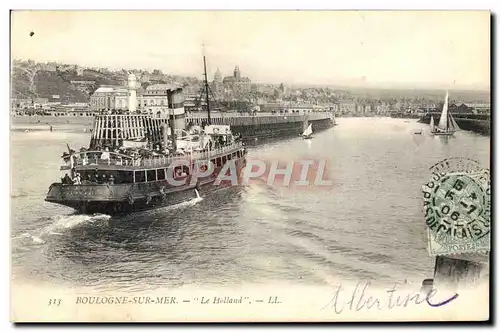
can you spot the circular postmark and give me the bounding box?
[428,157,483,174]
[422,158,490,255]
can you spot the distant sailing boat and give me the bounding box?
[431,91,459,136]
[302,123,313,139]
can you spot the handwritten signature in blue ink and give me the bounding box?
[322,281,458,313]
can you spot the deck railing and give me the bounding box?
[65,141,244,169]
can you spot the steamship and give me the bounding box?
[45,57,247,215]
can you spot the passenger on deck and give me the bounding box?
[73,173,81,185]
[108,175,115,184]
[82,153,88,165]
[152,145,161,156]
[61,173,73,185]
[100,147,110,165]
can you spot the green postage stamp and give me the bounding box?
[422,158,491,256]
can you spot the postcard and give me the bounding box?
[10,10,490,322]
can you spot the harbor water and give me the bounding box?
[11,118,490,292]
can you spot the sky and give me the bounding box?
[10,10,490,89]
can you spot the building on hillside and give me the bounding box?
[11,98,33,110]
[41,102,62,110]
[211,68,223,99]
[90,86,118,112]
[259,103,285,113]
[336,100,357,115]
[285,104,324,113]
[90,80,184,117]
[375,103,390,115]
[113,87,130,110]
[464,103,490,114]
[455,103,473,114]
[56,103,91,116]
[33,98,49,109]
[141,84,178,116]
[220,66,252,99]
[419,103,438,112]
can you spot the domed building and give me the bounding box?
[219,66,252,100]
[211,68,224,99]
[214,68,222,83]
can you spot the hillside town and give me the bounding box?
[11,59,491,118]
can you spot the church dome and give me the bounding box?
[214,68,222,82]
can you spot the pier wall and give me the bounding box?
[11,113,335,140]
[418,113,491,135]
[186,114,334,141]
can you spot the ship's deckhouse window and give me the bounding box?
[221,156,227,164]
[157,168,166,180]
[146,170,156,182]
[121,171,134,184]
[135,170,146,183]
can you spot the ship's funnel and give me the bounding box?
[167,87,186,132]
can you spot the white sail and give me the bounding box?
[437,91,449,130]
[430,116,435,131]
[450,113,460,131]
[302,124,313,137]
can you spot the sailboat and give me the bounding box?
[430,115,435,131]
[430,91,459,136]
[302,123,313,139]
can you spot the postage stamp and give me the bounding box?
[422,158,491,256]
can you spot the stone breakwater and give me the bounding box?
[11,113,335,140]
[187,113,334,141]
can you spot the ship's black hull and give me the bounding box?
[46,157,247,216]
[54,185,203,215]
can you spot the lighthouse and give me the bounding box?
[128,73,138,113]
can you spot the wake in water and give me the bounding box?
[13,190,204,248]
[152,189,203,214]
[109,189,205,245]
[12,213,111,245]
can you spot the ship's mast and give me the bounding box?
[203,56,211,125]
